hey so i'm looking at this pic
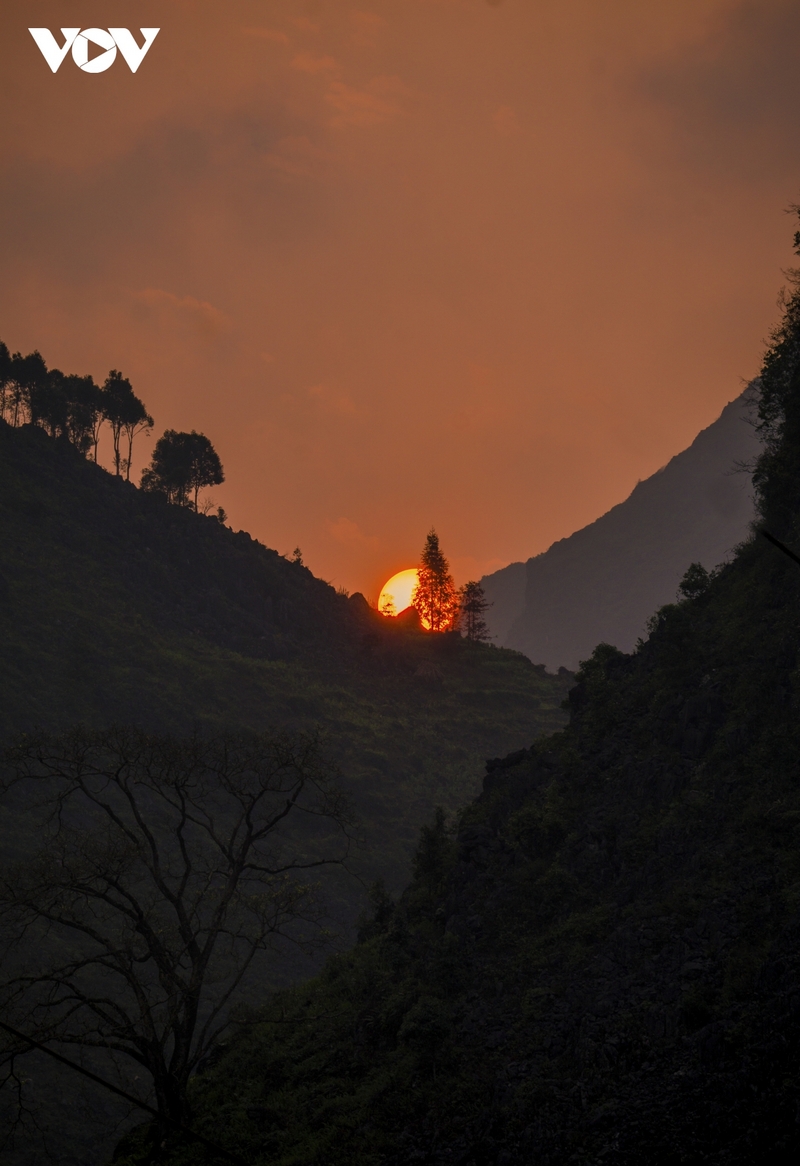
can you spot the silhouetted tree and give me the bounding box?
[0,727,352,1138]
[141,429,224,510]
[27,365,67,436]
[102,370,152,478]
[0,342,108,460]
[63,373,102,456]
[678,562,711,600]
[412,529,460,632]
[458,580,492,642]
[8,350,48,428]
[0,341,11,421]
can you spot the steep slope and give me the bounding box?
[152,529,800,1166]
[0,419,573,1166]
[482,392,760,670]
[0,419,571,876]
[156,250,800,1165]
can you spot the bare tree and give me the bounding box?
[0,727,353,1145]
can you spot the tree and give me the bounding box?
[0,727,352,1140]
[63,373,102,456]
[141,430,224,511]
[0,341,11,421]
[0,342,103,458]
[411,529,460,632]
[102,370,152,479]
[27,365,68,437]
[678,561,711,600]
[8,349,48,428]
[458,580,493,642]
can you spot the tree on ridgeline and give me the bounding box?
[0,727,353,1141]
[28,369,101,451]
[458,580,492,642]
[0,341,11,420]
[0,343,112,464]
[63,374,103,457]
[9,350,47,429]
[101,369,153,479]
[141,429,224,511]
[412,529,460,632]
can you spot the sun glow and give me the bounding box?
[378,568,419,616]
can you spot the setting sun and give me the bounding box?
[378,569,419,616]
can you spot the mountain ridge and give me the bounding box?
[482,392,761,669]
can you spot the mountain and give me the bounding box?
[149,297,800,1166]
[481,392,761,670]
[0,418,573,1166]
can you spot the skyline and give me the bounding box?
[2,1,800,599]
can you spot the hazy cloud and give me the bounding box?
[291,52,341,75]
[350,11,385,48]
[325,75,414,127]
[638,0,800,181]
[2,0,799,598]
[131,290,232,340]
[242,28,289,44]
[307,383,357,415]
[329,516,379,548]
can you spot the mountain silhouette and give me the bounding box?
[482,391,760,669]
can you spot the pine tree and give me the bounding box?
[412,529,460,632]
[459,580,492,641]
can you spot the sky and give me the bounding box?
[2,1,800,599]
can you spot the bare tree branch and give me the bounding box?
[0,727,354,1140]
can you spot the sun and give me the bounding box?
[378,569,419,616]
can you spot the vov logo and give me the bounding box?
[29,28,160,74]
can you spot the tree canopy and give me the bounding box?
[0,341,151,474]
[458,580,492,642]
[141,429,225,511]
[412,529,460,632]
[102,369,153,479]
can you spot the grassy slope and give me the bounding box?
[158,486,800,1162]
[0,420,571,896]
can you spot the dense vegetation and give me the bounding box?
[0,421,570,872]
[132,227,800,1164]
[0,415,572,1163]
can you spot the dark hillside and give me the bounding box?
[0,418,573,1166]
[0,417,570,885]
[156,243,800,1164]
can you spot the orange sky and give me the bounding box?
[2,1,800,598]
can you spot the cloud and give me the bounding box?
[131,289,231,339]
[242,28,289,45]
[325,76,414,128]
[307,383,357,415]
[263,135,332,181]
[291,52,341,76]
[350,12,385,48]
[637,0,800,181]
[329,516,379,549]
